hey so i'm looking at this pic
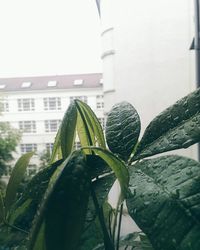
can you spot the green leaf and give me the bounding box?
[5,152,34,213]
[60,101,77,159]
[10,159,63,232]
[32,223,46,250]
[127,155,200,250]
[106,101,141,161]
[83,147,129,201]
[0,191,5,223]
[75,100,106,148]
[133,88,200,161]
[77,112,93,154]
[86,154,112,179]
[29,151,90,250]
[49,127,62,164]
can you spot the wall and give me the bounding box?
[100,0,197,159]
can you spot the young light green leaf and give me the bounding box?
[106,101,141,161]
[132,88,200,161]
[75,100,106,148]
[5,151,34,213]
[77,112,93,154]
[29,151,90,250]
[83,147,129,201]
[127,155,200,250]
[60,101,77,159]
[49,127,61,164]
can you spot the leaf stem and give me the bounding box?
[4,221,29,234]
[116,203,123,250]
[91,186,115,250]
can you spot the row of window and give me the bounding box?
[20,141,81,154]
[0,96,104,112]
[18,118,105,133]
[19,120,61,133]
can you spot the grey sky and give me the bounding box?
[0,0,102,77]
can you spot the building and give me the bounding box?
[96,0,197,159]
[0,73,104,178]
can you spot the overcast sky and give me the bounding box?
[0,0,102,77]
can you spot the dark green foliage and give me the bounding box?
[29,151,91,250]
[9,159,63,231]
[132,88,200,161]
[1,88,200,250]
[106,101,141,161]
[127,155,200,250]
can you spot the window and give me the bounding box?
[96,95,104,109]
[43,97,61,110]
[0,84,5,89]
[46,143,54,153]
[20,143,37,153]
[21,82,31,88]
[18,98,35,111]
[19,121,36,133]
[45,120,61,132]
[70,96,87,104]
[48,80,57,87]
[99,78,103,85]
[27,164,37,176]
[73,79,83,85]
[98,117,105,130]
[0,99,9,112]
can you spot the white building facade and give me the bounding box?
[97,0,198,159]
[0,73,104,177]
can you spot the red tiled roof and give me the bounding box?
[0,73,103,92]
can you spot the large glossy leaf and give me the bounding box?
[75,100,106,148]
[83,147,129,201]
[127,155,200,250]
[5,152,34,213]
[106,101,141,161]
[29,151,90,250]
[133,88,200,161]
[60,101,77,159]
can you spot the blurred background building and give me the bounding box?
[96,0,198,159]
[0,73,104,179]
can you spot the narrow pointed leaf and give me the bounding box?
[75,100,106,148]
[127,155,200,250]
[133,88,200,161]
[83,147,129,201]
[77,113,93,154]
[5,152,34,213]
[29,151,90,250]
[49,127,61,164]
[60,101,77,159]
[106,102,141,161]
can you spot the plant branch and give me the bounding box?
[4,221,29,234]
[116,203,123,250]
[91,185,115,250]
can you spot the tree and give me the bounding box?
[39,150,51,169]
[0,122,21,178]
